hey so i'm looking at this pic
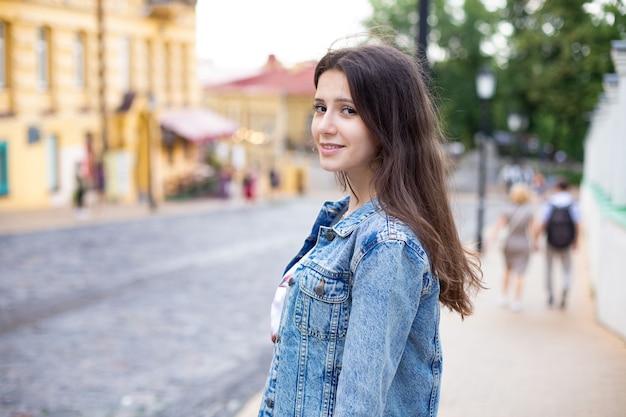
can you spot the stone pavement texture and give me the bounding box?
[2,196,625,417]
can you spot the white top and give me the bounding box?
[270,261,301,341]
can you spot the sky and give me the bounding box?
[195,0,373,70]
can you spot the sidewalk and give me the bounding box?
[235,230,626,416]
[0,197,257,236]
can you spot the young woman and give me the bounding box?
[259,43,483,417]
[488,182,536,312]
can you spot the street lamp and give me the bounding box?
[475,66,496,253]
[416,0,430,65]
[507,111,527,159]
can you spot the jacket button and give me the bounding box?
[315,285,324,296]
[266,397,274,408]
[315,278,325,296]
[325,231,335,241]
[288,277,295,286]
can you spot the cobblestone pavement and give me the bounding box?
[0,197,328,417]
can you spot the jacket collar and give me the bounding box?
[325,196,383,238]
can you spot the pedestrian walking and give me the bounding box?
[218,165,233,199]
[94,160,107,207]
[73,169,89,220]
[533,177,581,308]
[268,166,281,200]
[488,183,536,312]
[243,169,257,202]
[497,160,534,192]
[258,42,483,417]
[532,172,547,201]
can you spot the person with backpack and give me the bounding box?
[534,178,581,309]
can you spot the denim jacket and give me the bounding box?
[258,196,442,417]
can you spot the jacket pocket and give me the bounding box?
[294,267,350,340]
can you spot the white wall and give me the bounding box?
[581,40,626,341]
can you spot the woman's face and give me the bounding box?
[312,69,378,182]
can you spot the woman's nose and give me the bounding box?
[315,112,337,136]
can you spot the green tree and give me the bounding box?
[366,0,498,149]
[502,0,625,160]
[363,0,626,161]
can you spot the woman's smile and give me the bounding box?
[318,142,345,156]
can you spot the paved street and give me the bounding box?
[0,197,326,416]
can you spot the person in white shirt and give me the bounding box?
[534,178,581,309]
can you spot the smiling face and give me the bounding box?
[311,70,379,185]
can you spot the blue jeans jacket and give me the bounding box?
[259,197,442,417]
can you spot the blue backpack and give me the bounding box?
[546,204,576,248]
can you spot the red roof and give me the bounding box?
[204,56,317,96]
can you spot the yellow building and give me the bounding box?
[0,0,234,210]
[203,56,317,195]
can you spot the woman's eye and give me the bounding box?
[313,104,326,113]
[341,106,357,116]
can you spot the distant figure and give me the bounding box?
[498,161,534,192]
[218,166,233,199]
[269,167,280,198]
[488,183,536,312]
[242,169,257,202]
[73,171,89,220]
[534,178,581,309]
[95,160,106,206]
[532,172,547,201]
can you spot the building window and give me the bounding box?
[36,27,49,90]
[0,22,6,89]
[45,135,59,192]
[0,141,8,196]
[74,32,85,88]
[120,36,130,91]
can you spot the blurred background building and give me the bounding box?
[203,55,317,196]
[0,0,241,210]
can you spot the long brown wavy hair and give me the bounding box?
[314,43,483,318]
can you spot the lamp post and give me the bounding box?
[507,111,527,159]
[416,0,430,65]
[475,66,496,253]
